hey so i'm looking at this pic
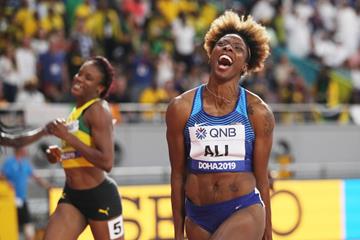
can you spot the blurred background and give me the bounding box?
[0,0,360,239]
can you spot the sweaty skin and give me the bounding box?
[46,101,114,189]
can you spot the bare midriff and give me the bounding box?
[64,168,106,190]
[185,172,256,205]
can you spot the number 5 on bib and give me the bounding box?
[108,215,124,239]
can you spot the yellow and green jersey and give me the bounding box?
[61,98,100,169]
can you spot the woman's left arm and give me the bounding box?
[248,98,275,240]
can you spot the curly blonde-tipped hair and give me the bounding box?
[204,10,270,74]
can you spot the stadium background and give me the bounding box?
[1,0,360,239]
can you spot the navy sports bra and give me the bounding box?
[184,85,255,173]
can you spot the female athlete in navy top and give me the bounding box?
[184,85,255,173]
[166,10,274,240]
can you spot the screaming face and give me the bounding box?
[210,34,249,80]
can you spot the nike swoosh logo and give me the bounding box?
[194,122,208,127]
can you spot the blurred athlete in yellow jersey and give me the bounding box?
[44,56,124,240]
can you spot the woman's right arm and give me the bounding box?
[166,96,189,240]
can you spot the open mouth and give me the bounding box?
[72,82,82,91]
[218,55,233,69]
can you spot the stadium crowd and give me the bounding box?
[0,0,360,110]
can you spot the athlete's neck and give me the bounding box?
[205,82,239,104]
[76,97,100,108]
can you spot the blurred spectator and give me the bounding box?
[138,77,169,121]
[172,62,187,93]
[0,43,20,102]
[40,6,64,34]
[291,71,309,104]
[0,83,9,107]
[68,16,95,77]
[146,8,172,55]
[186,64,206,89]
[121,0,149,27]
[283,69,309,104]
[347,47,360,69]
[87,0,123,62]
[335,0,360,59]
[107,69,132,103]
[285,6,312,58]
[246,67,272,102]
[156,50,175,87]
[272,3,287,47]
[15,76,46,105]
[74,0,94,20]
[163,79,180,101]
[251,0,275,23]
[313,66,331,104]
[0,8,10,34]
[313,30,348,67]
[16,37,37,89]
[30,28,49,56]
[0,146,50,240]
[316,0,337,32]
[14,0,37,38]
[294,0,314,21]
[272,139,294,179]
[36,0,50,20]
[139,78,168,104]
[156,0,197,23]
[171,11,195,72]
[65,0,83,29]
[192,1,217,38]
[128,42,155,100]
[350,66,360,103]
[121,11,142,58]
[37,33,69,102]
[274,54,293,100]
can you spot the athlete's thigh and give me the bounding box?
[89,214,124,240]
[185,217,211,240]
[43,203,87,240]
[210,204,265,240]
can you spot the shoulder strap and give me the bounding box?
[68,98,100,122]
[190,85,203,116]
[236,87,248,117]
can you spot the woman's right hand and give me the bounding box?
[46,145,62,164]
[46,119,68,140]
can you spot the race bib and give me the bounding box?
[65,120,79,133]
[108,215,124,239]
[189,124,246,161]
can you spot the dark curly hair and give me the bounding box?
[203,10,270,74]
[91,56,114,98]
